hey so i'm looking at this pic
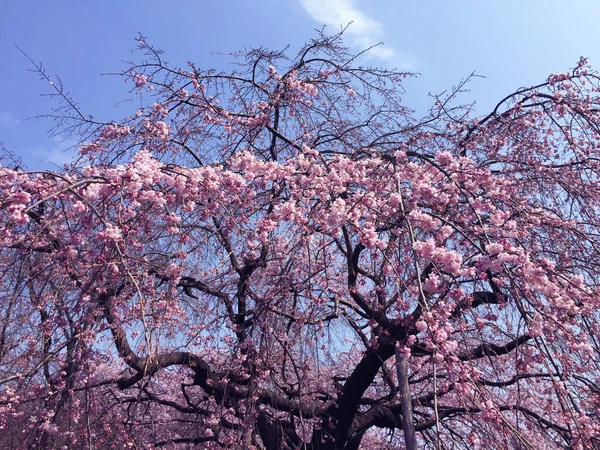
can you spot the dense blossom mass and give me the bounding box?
[1,32,600,449]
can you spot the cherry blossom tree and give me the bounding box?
[1,31,600,449]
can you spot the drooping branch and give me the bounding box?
[458,334,532,361]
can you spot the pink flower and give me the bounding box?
[152,103,168,117]
[9,191,31,205]
[80,143,104,155]
[435,151,454,165]
[101,124,130,140]
[99,224,122,242]
[132,72,148,87]
[485,242,503,256]
[440,340,457,355]
[433,329,448,343]
[72,201,87,214]
[415,320,428,332]
[413,238,436,259]
[423,273,442,294]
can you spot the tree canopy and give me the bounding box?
[1,31,600,449]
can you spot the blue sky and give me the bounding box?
[2,0,600,169]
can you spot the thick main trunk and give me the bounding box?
[333,343,396,448]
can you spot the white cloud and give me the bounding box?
[298,0,414,67]
[0,112,20,128]
[32,136,79,169]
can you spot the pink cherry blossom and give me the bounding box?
[1,32,600,450]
